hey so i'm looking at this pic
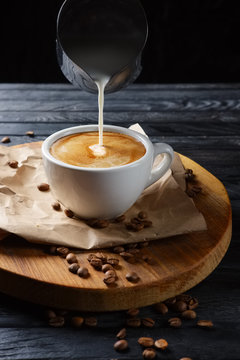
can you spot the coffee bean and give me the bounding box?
[131,217,142,225]
[114,339,128,351]
[185,168,195,182]
[87,219,109,228]
[90,257,102,270]
[68,263,80,274]
[113,246,125,254]
[197,320,213,328]
[114,214,126,223]
[8,160,18,168]
[141,220,153,228]
[1,136,10,143]
[186,185,202,197]
[85,317,97,327]
[154,302,168,314]
[103,273,116,285]
[168,317,182,328]
[95,252,107,263]
[126,272,139,283]
[138,211,147,219]
[71,316,84,327]
[172,300,188,312]
[139,241,149,248]
[66,253,78,264]
[176,294,192,303]
[56,247,70,257]
[125,222,138,231]
[48,246,57,255]
[25,130,35,137]
[45,309,57,319]
[102,263,114,272]
[116,328,126,339]
[188,297,199,310]
[179,357,193,360]
[138,337,154,347]
[126,243,138,249]
[127,248,140,255]
[48,316,65,327]
[126,317,141,327]
[106,256,119,267]
[126,308,139,317]
[142,317,155,327]
[64,209,74,218]
[77,267,89,278]
[164,297,176,306]
[87,253,97,262]
[154,338,168,350]
[37,183,50,191]
[105,269,117,278]
[143,255,155,265]
[52,202,61,211]
[142,348,156,359]
[182,310,197,319]
[120,251,134,260]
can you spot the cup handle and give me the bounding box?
[145,143,174,188]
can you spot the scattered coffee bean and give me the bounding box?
[168,317,182,328]
[182,310,197,319]
[52,202,61,211]
[103,272,116,285]
[106,256,119,267]
[186,185,202,198]
[48,316,65,328]
[188,297,199,310]
[71,316,84,328]
[126,271,139,283]
[114,339,128,351]
[66,253,78,264]
[87,253,97,262]
[95,252,107,263]
[113,246,125,254]
[90,257,102,270]
[126,243,138,249]
[45,309,57,319]
[154,338,168,350]
[68,263,80,274]
[105,269,117,278]
[85,317,97,327]
[179,358,192,360]
[64,209,74,218]
[172,300,188,312]
[138,211,147,219]
[127,248,140,255]
[138,337,154,347]
[143,255,155,265]
[197,320,213,328]
[141,220,153,228]
[125,222,141,231]
[126,317,141,327]
[176,294,192,303]
[120,251,134,260]
[8,160,18,168]
[114,214,126,223]
[1,136,10,143]
[116,328,126,339]
[134,223,145,231]
[48,246,57,255]
[185,168,195,181]
[154,302,168,314]
[126,308,139,317]
[56,247,70,257]
[142,348,156,359]
[164,297,176,306]
[25,130,35,137]
[77,267,89,278]
[37,183,50,191]
[142,317,155,328]
[131,217,142,225]
[102,263,114,273]
[87,219,109,228]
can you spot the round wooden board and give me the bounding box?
[0,142,232,311]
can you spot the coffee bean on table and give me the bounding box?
[85,317,97,327]
[154,302,168,314]
[126,272,139,283]
[37,183,50,191]
[114,215,126,223]
[48,246,57,255]
[77,267,89,278]
[188,297,199,310]
[142,318,155,328]
[120,251,134,260]
[87,219,109,228]
[90,257,102,270]
[172,300,188,312]
[164,297,176,306]
[197,320,213,328]
[126,317,141,327]
[113,246,125,254]
[71,316,84,328]
[87,253,97,262]
[52,202,61,211]
[103,273,116,285]
[168,317,182,328]
[154,338,168,350]
[56,247,70,257]
[142,348,156,359]
[1,136,10,143]
[64,209,74,218]
[25,130,35,137]
[138,337,154,347]
[141,220,153,228]
[8,160,18,168]
[95,252,107,263]
[106,256,119,267]
[48,316,65,328]
[182,310,197,319]
[139,241,149,248]
[68,263,80,274]
[66,253,78,264]
[116,328,127,339]
[138,211,147,219]
[126,308,139,317]
[114,339,128,351]
[102,263,114,273]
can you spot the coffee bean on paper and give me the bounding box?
[113,246,125,254]
[138,337,154,347]
[154,302,168,314]
[68,263,80,274]
[8,160,18,168]
[64,209,74,218]
[126,317,141,327]
[168,317,182,328]
[126,308,139,317]
[197,320,213,328]
[182,310,197,319]
[142,348,156,359]
[48,316,65,328]
[56,247,70,257]
[25,130,34,137]
[172,300,188,312]
[116,328,127,339]
[126,272,139,283]
[1,136,10,143]
[85,317,97,327]
[114,214,126,223]
[114,339,128,351]
[77,267,89,278]
[176,294,192,303]
[37,183,50,191]
[102,263,114,273]
[106,257,119,267]
[52,202,61,211]
[142,318,155,328]
[71,316,84,328]
[66,253,78,264]
[154,338,168,350]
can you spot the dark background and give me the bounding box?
[0,0,240,83]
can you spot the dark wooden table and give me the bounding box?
[0,83,239,360]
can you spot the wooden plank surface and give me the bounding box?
[0,83,239,359]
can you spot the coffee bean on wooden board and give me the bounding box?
[52,202,61,211]
[1,136,10,143]
[126,308,139,317]
[168,317,182,328]
[126,317,141,327]
[95,252,107,263]
[113,246,125,253]
[37,183,50,191]
[154,302,168,314]
[48,316,65,328]
[185,168,195,181]
[25,130,34,137]
[154,338,168,350]
[139,241,149,248]
[68,263,80,274]
[106,257,119,267]
[103,273,116,285]
[182,310,197,319]
[71,316,84,328]
[114,339,128,351]
[120,251,134,260]
[77,267,89,278]
[90,257,103,270]
[102,263,114,272]
[142,348,156,359]
[197,320,213,328]
[66,253,78,264]
[87,253,97,262]
[142,318,155,328]
[85,317,97,327]
[138,337,154,347]
[116,328,126,339]
[64,209,74,218]
[126,272,139,282]
[56,247,70,257]
[48,246,57,255]
[8,160,18,168]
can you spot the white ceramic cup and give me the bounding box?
[42,125,174,219]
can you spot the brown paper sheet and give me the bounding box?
[0,125,207,249]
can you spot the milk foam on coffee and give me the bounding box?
[50,131,146,168]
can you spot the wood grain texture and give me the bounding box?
[0,143,232,311]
